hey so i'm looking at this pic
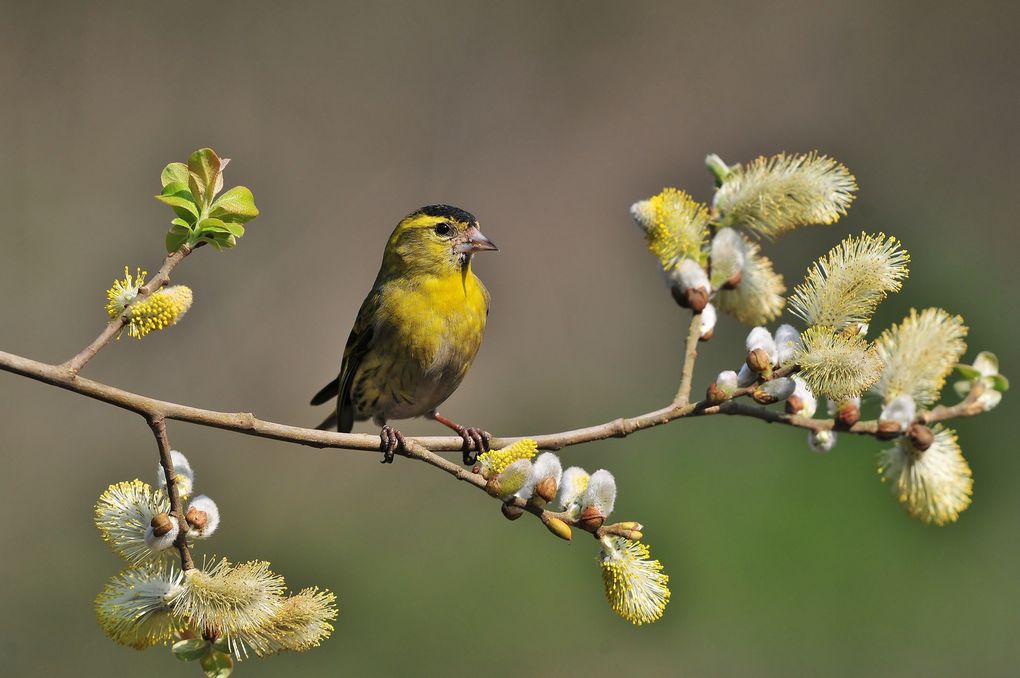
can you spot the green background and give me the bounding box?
[1,2,1017,676]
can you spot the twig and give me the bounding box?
[0,349,985,454]
[63,246,192,375]
[674,312,702,405]
[147,414,195,571]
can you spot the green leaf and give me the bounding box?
[156,194,200,220]
[198,217,244,238]
[166,223,191,253]
[954,364,981,380]
[161,162,189,188]
[188,148,224,205]
[156,182,200,221]
[172,639,210,662]
[210,186,259,224]
[200,650,234,678]
[211,637,230,654]
[988,374,1009,391]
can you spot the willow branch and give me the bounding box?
[0,348,986,455]
[674,312,702,405]
[63,245,193,375]
[147,414,195,571]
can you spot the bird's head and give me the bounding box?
[382,204,498,276]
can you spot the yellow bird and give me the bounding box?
[311,205,498,463]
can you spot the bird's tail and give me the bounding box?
[310,375,340,406]
[316,411,339,431]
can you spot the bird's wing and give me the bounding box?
[312,288,380,432]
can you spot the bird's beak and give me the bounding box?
[455,226,499,253]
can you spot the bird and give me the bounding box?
[311,204,498,464]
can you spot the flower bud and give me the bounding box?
[578,506,605,532]
[699,304,717,342]
[487,459,533,498]
[535,476,558,504]
[737,363,757,387]
[747,348,772,374]
[880,394,916,432]
[501,502,524,521]
[144,513,180,552]
[835,401,861,428]
[757,377,795,403]
[542,515,573,541]
[184,495,220,539]
[808,429,837,453]
[722,269,742,289]
[786,394,805,414]
[185,507,208,531]
[581,470,617,519]
[150,512,174,537]
[907,423,935,451]
[774,324,803,365]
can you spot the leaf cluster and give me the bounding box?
[157,148,259,253]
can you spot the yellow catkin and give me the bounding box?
[714,151,857,238]
[795,326,884,400]
[632,188,710,269]
[126,286,193,338]
[789,232,909,330]
[875,308,968,406]
[878,425,973,525]
[476,438,538,478]
[599,538,671,625]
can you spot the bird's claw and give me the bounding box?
[379,425,406,464]
[457,427,492,465]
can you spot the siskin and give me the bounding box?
[311,205,498,464]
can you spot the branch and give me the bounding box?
[0,348,987,454]
[147,415,195,571]
[63,246,192,375]
[674,311,702,405]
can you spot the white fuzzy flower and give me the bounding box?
[700,303,717,339]
[559,466,590,515]
[746,326,777,364]
[516,452,562,500]
[95,563,186,649]
[717,370,738,392]
[185,495,221,539]
[94,479,172,565]
[737,363,757,387]
[156,450,195,499]
[669,258,710,294]
[825,395,861,416]
[774,324,802,365]
[808,429,837,453]
[792,376,817,417]
[581,470,617,518]
[880,394,917,431]
[761,377,796,401]
[144,515,180,552]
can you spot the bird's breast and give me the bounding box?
[359,272,488,419]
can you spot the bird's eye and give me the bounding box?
[434,222,452,236]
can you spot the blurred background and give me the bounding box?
[1,1,1017,676]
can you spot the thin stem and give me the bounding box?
[0,348,986,454]
[147,415,194,571]
[674,312,702,405]
[63,246,192,375]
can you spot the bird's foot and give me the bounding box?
[379,425,407,464]
[454,427,492,465]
